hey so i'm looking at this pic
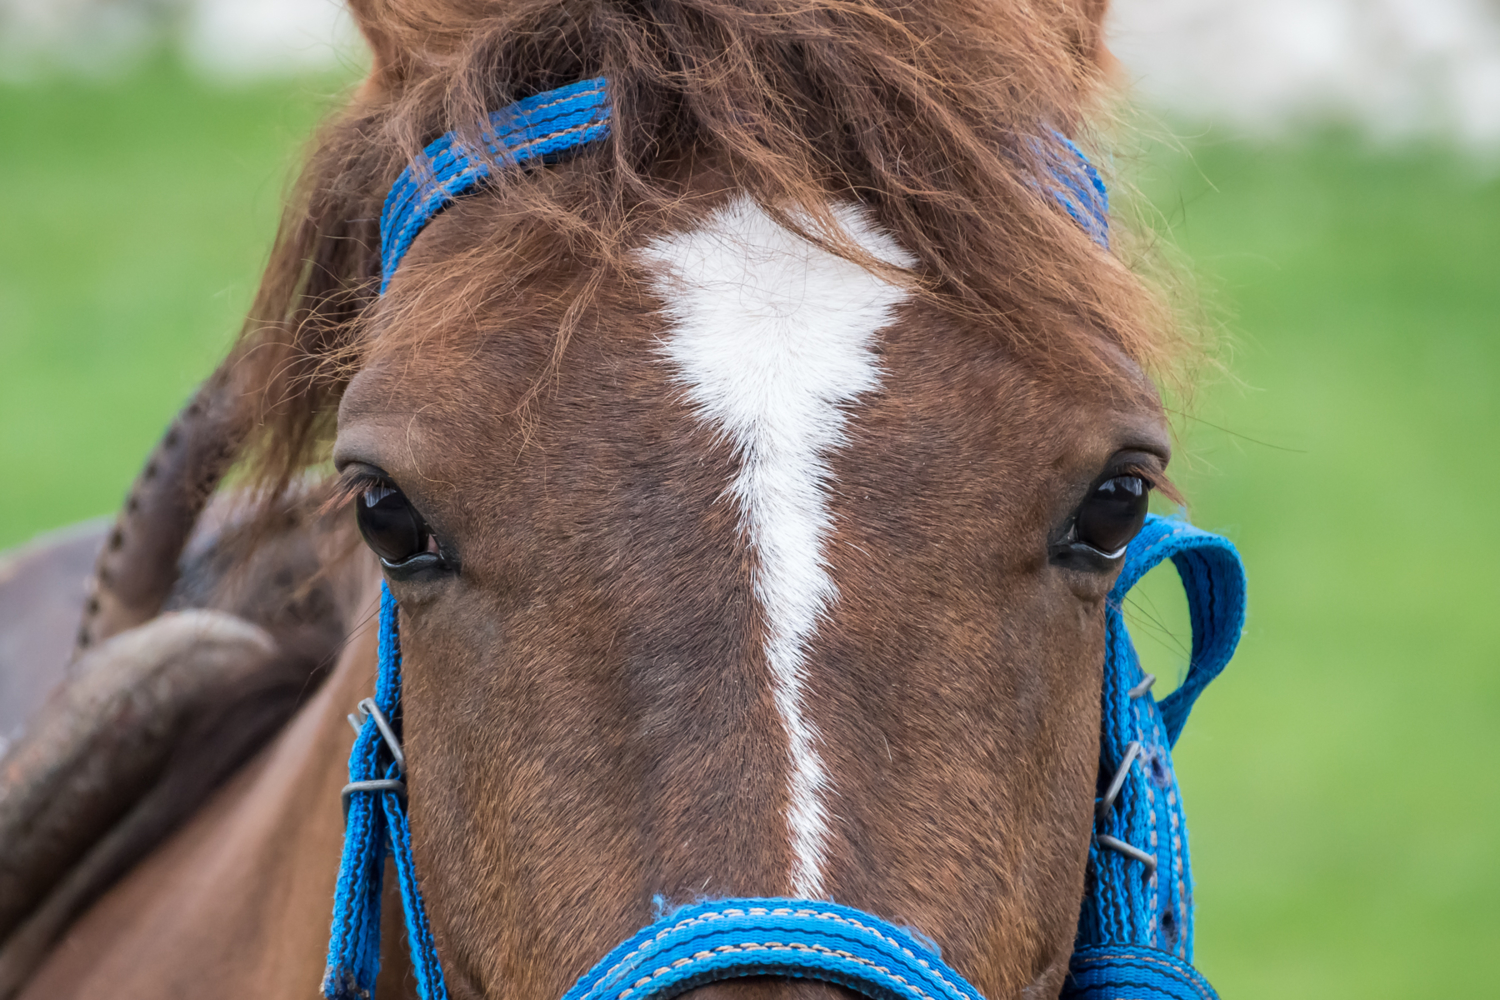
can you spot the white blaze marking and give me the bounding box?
[641,196,914,898]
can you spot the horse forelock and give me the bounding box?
[226,0,1182,497]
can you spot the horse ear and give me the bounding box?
[1074,0,1122,80]
[347,0,415,101]
[76,373,248,655]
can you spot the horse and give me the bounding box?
[0,1,1245,998]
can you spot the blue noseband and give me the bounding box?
[325,79,1243,1000]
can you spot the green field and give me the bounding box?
[1124,134,1500,995]
[2,63,1497,997]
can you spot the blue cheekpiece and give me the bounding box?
[323,586,449,1000]
[1065,515,1246,999]
[325,76,1245,1000]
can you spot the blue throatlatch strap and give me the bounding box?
[331,78,1235,1000]
[324,585,449,1000]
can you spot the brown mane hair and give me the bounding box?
[228,0,1172,495]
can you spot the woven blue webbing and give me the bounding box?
[562,899,985,1000]
[1064,514,1246,999]
[1064,945,1218,1000]
[379,76,612,292]
[324,586,449,1000]
[1039,134,1110,249]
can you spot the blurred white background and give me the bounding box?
[3,0,1500,147]
[1110,0,1500,149]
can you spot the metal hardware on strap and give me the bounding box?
[341,778,407,820]
[1096,833,1158,874]
[1097,740,1142,820]
[1128,673,1157,699]
[338,699,408,818]
[1094,741,1156,872]
[357,697,406,775]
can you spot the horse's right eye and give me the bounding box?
[1073,474,1149,558]
[356,481,435,566]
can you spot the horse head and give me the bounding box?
[61,2,1215,999]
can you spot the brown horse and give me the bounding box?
[2,1,1201,998]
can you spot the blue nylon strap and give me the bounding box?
[561,899,983,1000]
[324,585,450,1000]
[1039,134,1110,249]
[1121,521,1246,747]
[379,76,612,292]
[1064,946,1217,1000]
[1067,514,1246,999]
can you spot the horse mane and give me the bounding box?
[227,0,1176,496]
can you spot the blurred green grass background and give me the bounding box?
[2,62,1497,998]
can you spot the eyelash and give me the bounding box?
[325,471,383,516]
[1115,463,1181,506]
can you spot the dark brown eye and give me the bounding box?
[356,481,434,566]
[1074,475,1149,557]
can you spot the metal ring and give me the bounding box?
[341,778,407,820]
[1097,834,1158,874]
[356,697,406,777]
[1096,741,1141,820]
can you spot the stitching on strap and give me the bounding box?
[585,906,969,1000]
[615,941,941,1000]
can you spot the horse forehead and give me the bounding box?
[638,196,916,317]
[338,194,1147,479]
[639,196,913,419]
[344,197,920,430]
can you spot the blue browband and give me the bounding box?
[329,79,1243,1000]
[380,77,612,293]
[376,77,1107,294]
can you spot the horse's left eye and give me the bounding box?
[356,481,435,566]
[1074,475,1149,557]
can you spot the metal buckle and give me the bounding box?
[340,697,408,819]
[1096,834,1158,874]
[341,778,408,819]
[348,697,405,776]
[1094,739,1158,874]
[1096,740,1141,821]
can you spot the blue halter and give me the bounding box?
[325,79,1244,1000]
